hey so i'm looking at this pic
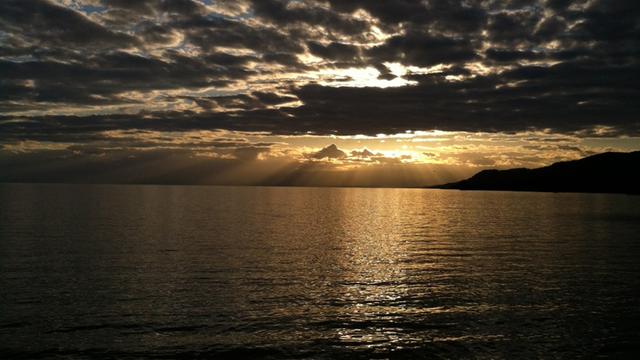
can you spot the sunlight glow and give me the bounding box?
[315,67,416,88]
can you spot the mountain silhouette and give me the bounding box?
[431,151,640,195]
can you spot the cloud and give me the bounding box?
[367,31,477,67]
[0,0,138,49]
[0,0,638,144]
[250,0,369,36]
[307,41,361,62]
[101,0,205,17]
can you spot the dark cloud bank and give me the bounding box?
[2,0,639,137]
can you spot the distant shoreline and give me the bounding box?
[430,151,640,195]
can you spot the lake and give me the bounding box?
[1,184,639,359]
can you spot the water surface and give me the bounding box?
[1,184,639,358]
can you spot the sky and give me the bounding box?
[1,0,639,186]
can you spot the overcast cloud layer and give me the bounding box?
[1,0,639,140]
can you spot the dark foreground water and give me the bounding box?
[1,184,639,359]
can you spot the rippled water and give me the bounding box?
[1,184,639,359]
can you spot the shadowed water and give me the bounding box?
[1,184,639,359]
